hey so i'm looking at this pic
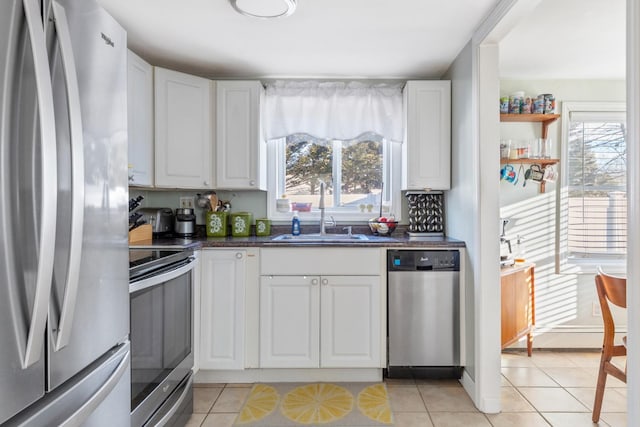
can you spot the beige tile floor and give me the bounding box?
[187,351,627,427]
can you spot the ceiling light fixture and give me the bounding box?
[229,0,297,19]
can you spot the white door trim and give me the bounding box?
[626,0,640,421]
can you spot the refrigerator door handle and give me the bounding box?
[21,0,58,369]
[58,346,130,427]
[51,0,85,352]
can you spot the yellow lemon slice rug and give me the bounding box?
[234,383,394,427]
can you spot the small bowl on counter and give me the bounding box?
[290,202,312,212]
[368,220,399,236]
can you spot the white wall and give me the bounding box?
[499,79,627,348]
[445,38,502,413]
[444,41,477,381]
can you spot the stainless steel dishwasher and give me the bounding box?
[387,249,462,378]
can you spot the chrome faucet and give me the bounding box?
[319,180,327,235]
[318,180,336,235]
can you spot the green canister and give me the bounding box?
[230,212,253,237]
[255,218,271,236]
[206,211,228,237]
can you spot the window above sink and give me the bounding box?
[266,133,402,222]
[263,81,403,223]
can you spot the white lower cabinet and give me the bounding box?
[200,250,247,370]
[320,275,381,368]
[260,276,320,368]
[259,275,381,368]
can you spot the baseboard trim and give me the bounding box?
[195,368,383,383]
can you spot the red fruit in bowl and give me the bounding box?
[378,217,388,222]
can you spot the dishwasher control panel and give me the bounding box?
[388,250,460,271]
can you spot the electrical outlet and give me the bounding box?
[180,196,194,209]
[592,301,602,317]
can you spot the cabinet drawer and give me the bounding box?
[260,248,382,276]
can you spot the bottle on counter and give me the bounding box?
[514,234,526,263]
[291,210,301,236]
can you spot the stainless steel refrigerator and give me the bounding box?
[0,0,130,425]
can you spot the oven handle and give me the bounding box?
[129,257,196,294]
[153,373,194,427]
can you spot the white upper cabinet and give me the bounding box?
[127,51,154,187]
[403,80,451,190]
[215,81,266,190]
[154,67,213,189]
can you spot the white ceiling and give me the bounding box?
[499,0,626,80]
[97,0,626,81]
[97,0,498,79]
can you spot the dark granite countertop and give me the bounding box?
[130,224,465,249]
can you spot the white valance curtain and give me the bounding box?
[263,81,404,142]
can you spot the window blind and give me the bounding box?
[566,114,626,260]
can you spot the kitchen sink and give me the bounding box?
[270,233,370,243]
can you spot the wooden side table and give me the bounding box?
[500,263,535,356]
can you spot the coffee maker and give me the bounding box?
[174,208,196,237]
[500,218,514,267]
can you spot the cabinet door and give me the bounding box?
[500,273,517,347]
[154,67,212,189]
[320,276,381,368]
[403,80,451,190]
[127,51,153,187]
[515,267,533,337]
[501,266,534,348]
[200,250,246,370]
[215,81,265,190]
[260,275,320,368]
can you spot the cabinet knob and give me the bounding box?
[203,181,209,186]
[321,278,329,286]
[311,279,319,286]
[235,252,243,259]
[250,180,256,186]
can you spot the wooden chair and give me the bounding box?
[592,267,627,423]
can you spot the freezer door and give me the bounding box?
[45,0,129,390]
[0,0,59,422]
[4,342,131,427]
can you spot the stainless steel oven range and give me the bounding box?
[129,248,197,427]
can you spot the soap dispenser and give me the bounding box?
[291,211,301,235]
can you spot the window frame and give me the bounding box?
[266,136,402,222]
[558,101,627,274]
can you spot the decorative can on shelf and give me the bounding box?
[543,94,556,114]
[499,97,509,114]
[405,191,445,236]
[533,95,545,114]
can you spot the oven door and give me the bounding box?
[130,259,194,427]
